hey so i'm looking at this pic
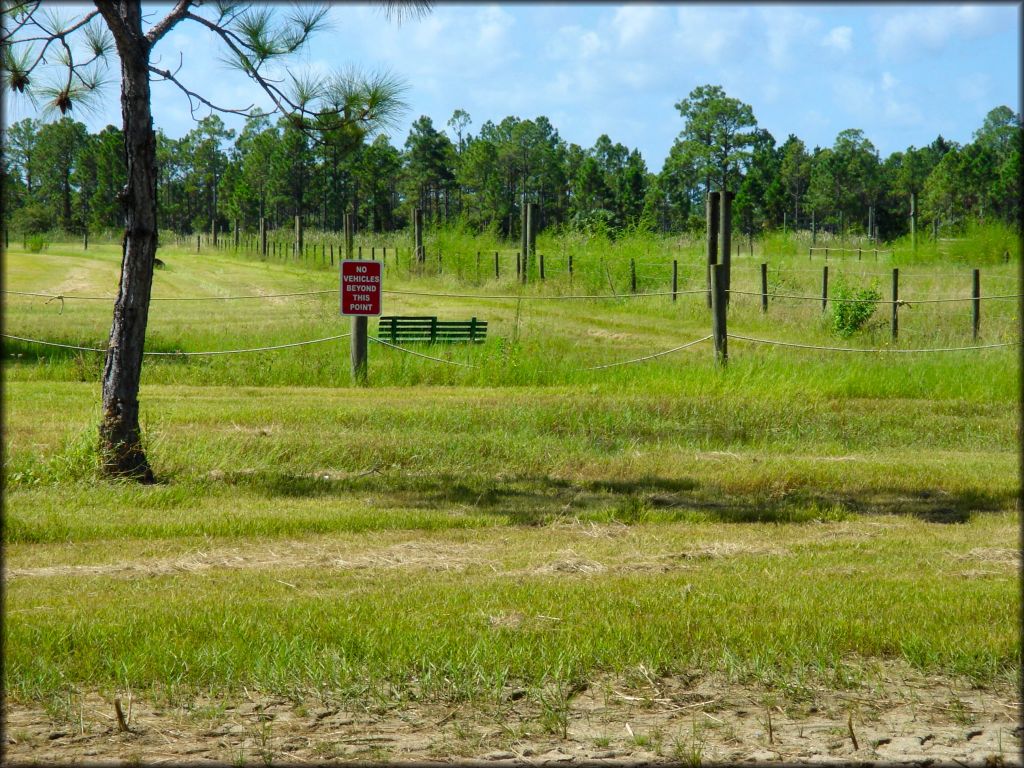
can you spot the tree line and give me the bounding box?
[4,85,1020,243]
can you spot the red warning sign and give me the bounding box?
[340,260,382,316]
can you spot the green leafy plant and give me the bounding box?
[830,279,881,338]
[26,234,49,253]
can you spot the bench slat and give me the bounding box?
[377,315,487,344]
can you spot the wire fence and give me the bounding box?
[1,332,351,356]
[4,284,1021,305]
[4,259,1020,373]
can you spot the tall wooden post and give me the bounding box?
[706,192,720,308]
[344,213,354,260]
[891,268,899,341]
[539,253,545,281]
[711,263,727,365]
[520,196,528,279]
[259,217,267,257]
[821,265,829,311]
[972,268,981,340]
[720,190,734,305]
[83,229,89,250]
[630,258,637,293]
[494,251,500,279]
[196,234,200,253]
[760,262,768,313]
[351,316,368,385]
[910,193,917,251]
[414,207,424,265]
[672,259,678,303]
[294,214,303,256]
[523,202,536,285]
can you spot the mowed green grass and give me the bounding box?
[2,237,1020,707]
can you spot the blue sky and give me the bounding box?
[5,3,1020,170]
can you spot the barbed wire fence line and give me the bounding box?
[3,253,1020,379]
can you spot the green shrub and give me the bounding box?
[26,234,49,253]
[10,204,54,235]
[830,279,881,338]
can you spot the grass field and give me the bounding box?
[3,231,1020,763]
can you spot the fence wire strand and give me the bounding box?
[367,335,478,367]
[584,335,712,369]
[727,288,1022,304]
[727,333,1019,353]
[2,332,351,356]
[382,288,707,300]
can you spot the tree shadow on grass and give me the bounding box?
[218,469,1014,525]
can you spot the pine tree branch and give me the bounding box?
[145,0,193,46]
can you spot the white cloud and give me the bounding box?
[759,8,821,70]
[673,7,747,64]
[549,24,607,61]
[831,74,876,117]
[821,26,853,53]
[475,6,515,52]
[881,72,898,91]
[612,5,664,48]
[876,6,1003,61]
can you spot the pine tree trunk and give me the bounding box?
[97,2,157,482]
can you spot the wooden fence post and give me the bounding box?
[539,253,545,281]
[494,251,500,279]
[516,252,521,277]
[711,262,727,365]
[345,214,354,260]
[295,215,302,255]
[891,268,899,341]
[720,190,733,305]
[196,234,200,253]
[524,202,536,285]
[910,193,917,252]
[351,316,368,386]
[630,258,637,293]
[761,262,768,313]
[972,268,981,340]
[83,229,88,250]
[568,253,573,276]
[414,207,424,265]
[821,265,829,312]
[706,191,720,309]
[672,259,678,303]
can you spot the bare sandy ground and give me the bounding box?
[4,660,1019,765]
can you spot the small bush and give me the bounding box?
[830,279,881,338]
[26,234,49,253]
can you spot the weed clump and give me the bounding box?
[830,279,881,338]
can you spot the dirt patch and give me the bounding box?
[954,547,1021,567]
[4,539,487,581]
[5,662,1018,765]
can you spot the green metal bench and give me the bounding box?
[377,316,487,343]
